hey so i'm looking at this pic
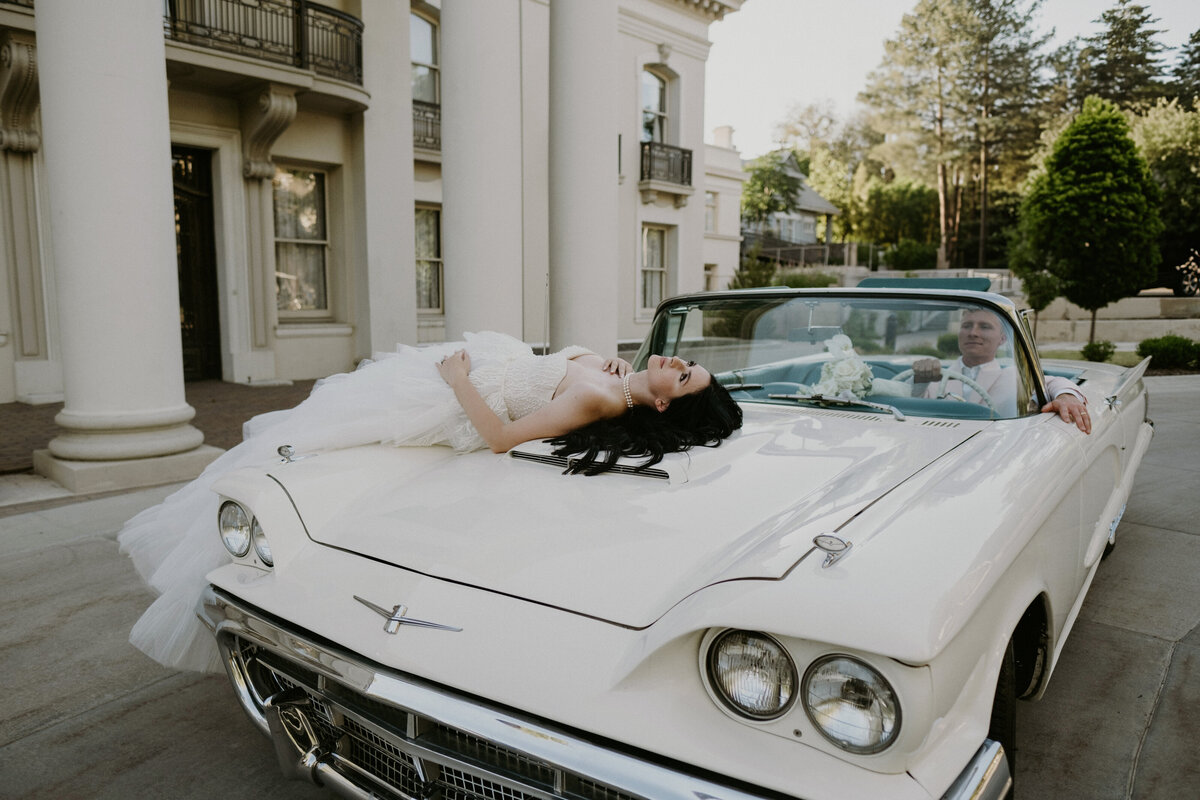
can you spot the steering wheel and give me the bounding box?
[892,367,999,416]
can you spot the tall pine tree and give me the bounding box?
[1172,29,1200,104]
[1072,0,1168,109]
[960,0,1052,268]
[861,0,973,269]
[861,0,1050,268]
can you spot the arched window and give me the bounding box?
[641,70,667,143]
[411,12,439,104]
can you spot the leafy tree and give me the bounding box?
[740,151,801,225]
[774,105,884,242]
[1171,29,1200,103]
[859,179,940,245]
[1129,98,1200,278]
[1071,0,1169,109]
[1008,252,1060,336]
[774,99,840,155]
[1015,96,1162,342]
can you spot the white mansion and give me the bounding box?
[0,0,746,490]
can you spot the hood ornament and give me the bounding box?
[813,534,853,568]
[354,596,462,634]
[277,445,316,463]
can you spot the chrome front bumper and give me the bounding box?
[939,740,1011,800]
[199,586,1011,800]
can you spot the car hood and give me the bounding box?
[268,406,981,628]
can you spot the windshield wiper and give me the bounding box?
[767,392,906,421]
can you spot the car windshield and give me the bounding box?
[634,292,1042,421]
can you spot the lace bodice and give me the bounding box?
[494,345,594,420]
[440,342,594,450]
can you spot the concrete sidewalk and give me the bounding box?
[0,378,316,511]
[0,377,1197,799]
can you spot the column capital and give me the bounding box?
[239,83,298,180]
[0,29,40,153]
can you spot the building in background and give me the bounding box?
[0,0,744,490]
[703,124,747,292]
[741,148,842,267]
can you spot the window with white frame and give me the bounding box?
[705,191,717,233]
[801,216,817,240]
[641,225,668,311]
[641,70,667,143]
[415,205,443,313]
[779,218,796,242]
[273,166,329,315]
[411,12,439,104]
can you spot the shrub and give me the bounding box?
[1136,335,1200,369]
[776,270,839,289]
[937,332,960,357]
[884,240,938,271]
[1081,340,1116,362]
[728,245,776,290]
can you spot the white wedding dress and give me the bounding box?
[120,332,591,672]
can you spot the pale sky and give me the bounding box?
[704,0,1200,159]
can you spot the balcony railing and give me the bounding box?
[413,100,441,151]
[639,141,692,187]
[164,0,363,85]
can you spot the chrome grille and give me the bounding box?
[442,768,538,800]
[429,725,559,786]
[343,717,425,797]
[235,636,641,800]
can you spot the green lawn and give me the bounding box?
[1038,349,1143,367]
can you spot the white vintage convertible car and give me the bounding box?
[200,282,1153,800]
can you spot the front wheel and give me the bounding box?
[989,639,1018,798]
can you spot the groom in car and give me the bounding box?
[912,308,1091,433]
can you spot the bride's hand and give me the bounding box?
[602,357,633,378]
[437,349,472,387]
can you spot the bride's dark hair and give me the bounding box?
[547,378,743,475]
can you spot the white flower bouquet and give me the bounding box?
[809,334,874,398]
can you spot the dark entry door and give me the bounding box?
[172,146,221,381]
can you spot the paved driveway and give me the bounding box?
[0,376,1196,799]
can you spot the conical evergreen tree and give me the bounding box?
[1016,97,1162,341]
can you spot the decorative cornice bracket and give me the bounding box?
[239,84,298,180]
[0,29,40,153]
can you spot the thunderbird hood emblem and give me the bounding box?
[354,595,462,634]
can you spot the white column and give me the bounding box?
[440,1,524,339]
[548,0,618,354]
[355,0,416,351]
[33,0,213,490]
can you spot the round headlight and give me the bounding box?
[706,630,797,719]
[218,501,252,557]
[803,655,900,754]
[251,518,273,567]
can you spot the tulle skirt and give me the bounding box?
[119,332,531,672]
